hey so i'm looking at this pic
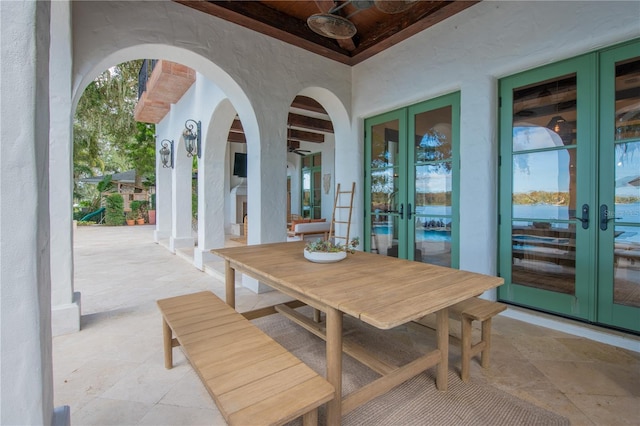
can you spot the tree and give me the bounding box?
[73,60,155,202]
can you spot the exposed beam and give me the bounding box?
[289,128,325,143]
[291,96,328,114]
[289,113,334,133]
[227,132,246,143]
[231,120,326,143]
[229,119,244,133]
[287,140,300,150]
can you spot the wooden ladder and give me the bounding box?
[328,182,355,247]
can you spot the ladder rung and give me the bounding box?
[336,206,350,208]
[333,221,348,224]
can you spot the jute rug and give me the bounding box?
[251,309,569,426]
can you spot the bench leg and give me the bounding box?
[480,318,492,369]
[302,408,318,426]
[162,318,173,369]
[460,315,472,382]
[313,308,322,323]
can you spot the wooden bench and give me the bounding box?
[157,291,334,426]
[415,297,507,382]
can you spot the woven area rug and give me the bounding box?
[251,310,569,426]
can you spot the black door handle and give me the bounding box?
[600,204,622,231]
[570,204,589,229]
[388,203,404,220]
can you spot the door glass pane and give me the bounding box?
[370,119,401,257]
[313,170,322,219]
[512,149,576,220]
[513,74,577,149]
[414,107,453,266]
[416,216,451,267]
[302,169,311,218]
[613,56,640,307]
[511,75,579,296]
[512,221,576,294]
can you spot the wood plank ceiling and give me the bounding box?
[174,1,479,65]
[171,1,480,149]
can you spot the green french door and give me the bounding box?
[597,42,640,331]
[301,153,322,219]
[364,92,459,267]
[499,40,640,332]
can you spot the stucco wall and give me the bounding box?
[352,0,640,278]
[1,1,54,423]
[72,1,352,244]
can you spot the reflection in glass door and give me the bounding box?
[598,43,640,331]
[500,40,640,332]
[499,56,595,319]
[408,96,459,267]
[365,93,459,267]
[365,110,406,258]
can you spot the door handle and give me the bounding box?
[570,204,589,229]
[408,203,413,220]
[600,204,622,231]
[389,203,404,220]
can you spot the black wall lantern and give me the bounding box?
[183,119,201,158]
[159,139,174,168]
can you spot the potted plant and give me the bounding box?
[303,237,359,263]
[130,200,146,225]
[125,211,135,226]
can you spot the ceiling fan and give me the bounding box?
[307,0,419,39]
[287,140,311,156]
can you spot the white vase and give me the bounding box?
[303,249,347,263]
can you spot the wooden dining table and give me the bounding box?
[211,241,504,425]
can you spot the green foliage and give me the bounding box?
[305,237,359,253]
[130,200,148,219]
[73,60,156,204]
[512,191,569,205]
[96,175,113,193]
[105,193,125,226]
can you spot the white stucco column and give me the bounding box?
[49,0,81,336]
[154,137,173,243]
[170,138,194,252]
[1,1,56,424]
[193,100,234,270]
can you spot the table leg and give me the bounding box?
[225,260,235,309]
[162,318,173,369]
[325,307,343,426]
[436,307,449,391]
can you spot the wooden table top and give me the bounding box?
[212,242,504,330]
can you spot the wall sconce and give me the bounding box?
[159,139,174,168]
[183,119,201,158]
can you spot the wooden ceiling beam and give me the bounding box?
[291,96,327,114]
[227,132,246,143]
[229,119,244,133]
[289,128,325,143]
[288,113,334,132]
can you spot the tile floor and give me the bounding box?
[53,225,640,425]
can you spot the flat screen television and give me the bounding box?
[233,152,247,178]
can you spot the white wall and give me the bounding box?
[352,1,640,281]
[1,1,54,423]
[71,1,352,245]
